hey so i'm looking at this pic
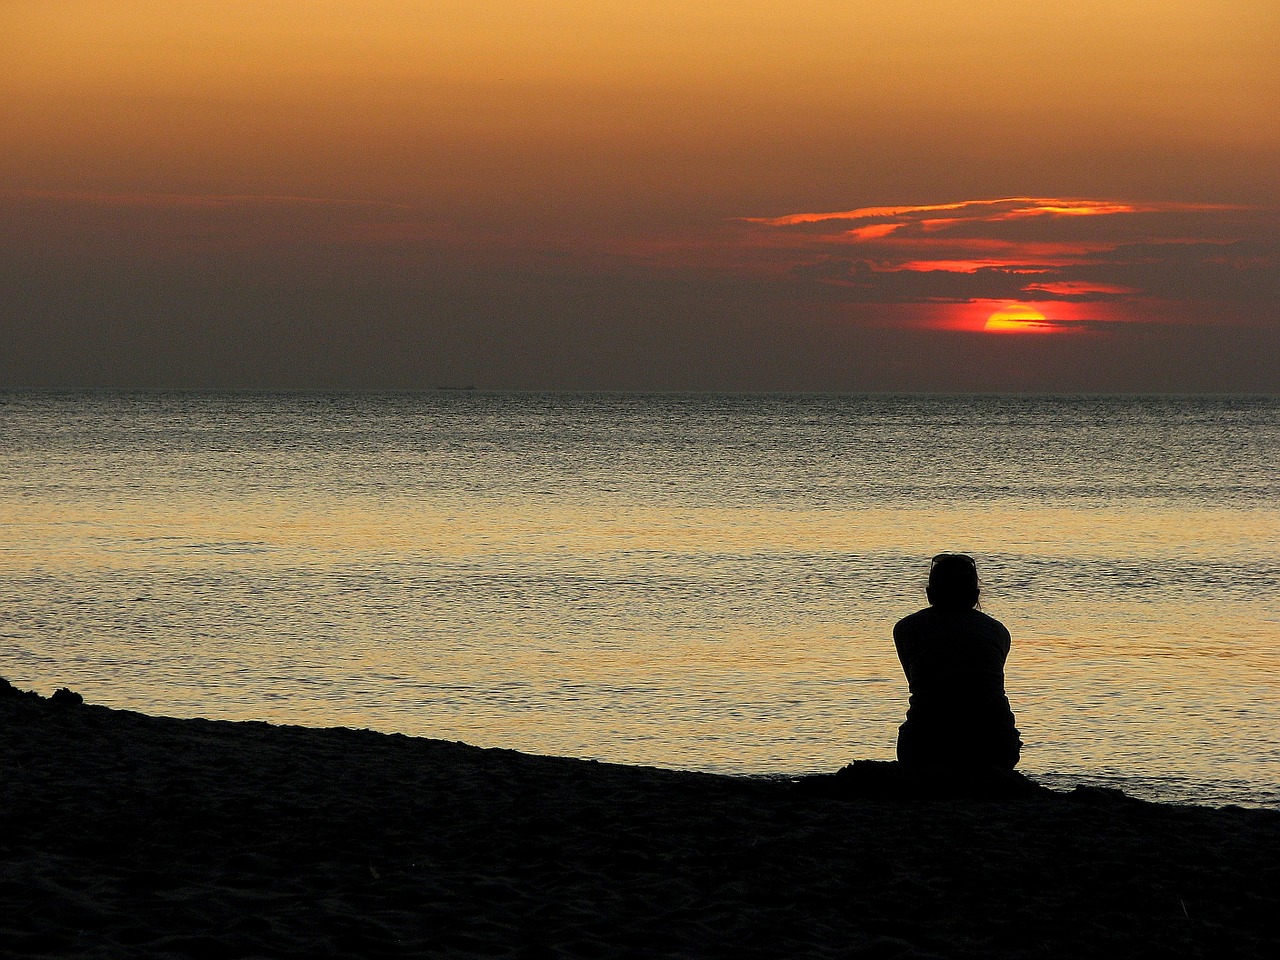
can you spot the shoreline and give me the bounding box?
[8,679,1274,812]
[4,682,1278,958]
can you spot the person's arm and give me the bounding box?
[892,619,915,683]
[996,620,1011,660]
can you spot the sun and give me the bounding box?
[983,303,1053,333]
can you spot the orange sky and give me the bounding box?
[1,2,1277,389]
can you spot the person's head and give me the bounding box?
[926,553,980,610]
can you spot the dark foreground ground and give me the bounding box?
[2,681,1277,959]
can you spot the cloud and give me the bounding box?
[1080,240,1280,303]
[998,317,1120,332]
[1022,281,1136,298]
[738,196,1214,228]
[734,196,1278,323]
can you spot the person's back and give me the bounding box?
[893,555,1021,769]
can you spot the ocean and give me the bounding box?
[2,392,1276,808]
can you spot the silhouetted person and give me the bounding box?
[894,554,1022,769]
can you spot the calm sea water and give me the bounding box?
[2,392,1277,808]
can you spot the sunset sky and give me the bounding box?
[3,1,1277,391]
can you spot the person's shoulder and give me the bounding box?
[895,607,934,627]
[894,607,936,637]
[971,610,1011,639]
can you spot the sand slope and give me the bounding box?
[2,684,1277,958]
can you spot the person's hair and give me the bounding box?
[926,553,980,609]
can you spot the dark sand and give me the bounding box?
[3,682,1277,959]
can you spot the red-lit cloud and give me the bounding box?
[733,196,1274,333]
[740,196,1159,227]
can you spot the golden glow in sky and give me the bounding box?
[4,3,1276,210]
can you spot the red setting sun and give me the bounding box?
[983,304,1055,333]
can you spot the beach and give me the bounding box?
[2,681,1276,959]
